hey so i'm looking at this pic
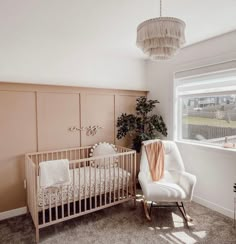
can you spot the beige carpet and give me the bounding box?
[0,196,236,244]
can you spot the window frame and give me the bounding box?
[174,77,236,148]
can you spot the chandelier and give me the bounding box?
[136,0,186,60]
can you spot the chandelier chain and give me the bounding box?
[160,0,162,17]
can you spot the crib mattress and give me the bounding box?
[38,166,130,210]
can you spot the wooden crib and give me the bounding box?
[25,145,136,242]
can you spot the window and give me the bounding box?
[175,66,236,146]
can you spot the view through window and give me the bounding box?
[180,94,236,145]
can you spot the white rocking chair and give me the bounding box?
[138,140,196,222]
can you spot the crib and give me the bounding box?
[25,145,136,242]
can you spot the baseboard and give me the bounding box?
[0,207,27,221]
[193,195,234,219]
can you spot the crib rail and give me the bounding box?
[25,145,136,242]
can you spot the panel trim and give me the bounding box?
[79,93,82,147]
[113,94,116,144]
[35,92,39,152]
[0,82,148,96]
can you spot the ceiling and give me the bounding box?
[0,0,236,59]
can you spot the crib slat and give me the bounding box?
[78,160,81,213]
[49,188,52,222]
[28,156,31,220]
[61,185,64,219]
[26,158,29,214]
[31,158,33,221]
[35,162,38,225]
[133,153,135,198]
[67,184,70,217]
[134,152,136,201]
[84,160,86,211]
[89,161,92,210]
[99,161,102,207]
[130,153,133,197]
[130,154,132,196]
[118,158,120,201]
[55,188,58,220]
[122,154,124,199]
[126,155,129,199]
[109,157,111,204]
[94,159,97,208]
[104,158,106,205]
[29,159,32,221]
[33,159,36,223]
[33,162,36,225]
[113,159,115,202]
[73,162,76,215]
[42,188,45,224]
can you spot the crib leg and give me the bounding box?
[35,227,39,243]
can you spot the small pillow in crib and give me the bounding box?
[90,142,118,168]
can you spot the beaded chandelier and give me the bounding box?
[136,0,186,60]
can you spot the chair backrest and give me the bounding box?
[140,140,185,180]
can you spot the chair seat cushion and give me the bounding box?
[145,181,187,202]
[141,170,188,202]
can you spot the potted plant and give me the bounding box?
[117,96,168,153]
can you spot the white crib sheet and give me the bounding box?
[37,166,130,210]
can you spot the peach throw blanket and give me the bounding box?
[144,141,165,181]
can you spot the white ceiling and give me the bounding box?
[0,0,236,59]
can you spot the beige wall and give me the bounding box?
[0,82,147,213]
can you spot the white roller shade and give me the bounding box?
[175,60,236,96]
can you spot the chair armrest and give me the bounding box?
[178,172,197,200]
[138,171,150,198]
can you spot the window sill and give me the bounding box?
[175,139,236,155]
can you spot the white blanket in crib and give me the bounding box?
[39,159,70,188]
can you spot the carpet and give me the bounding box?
[0,196,235,244]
